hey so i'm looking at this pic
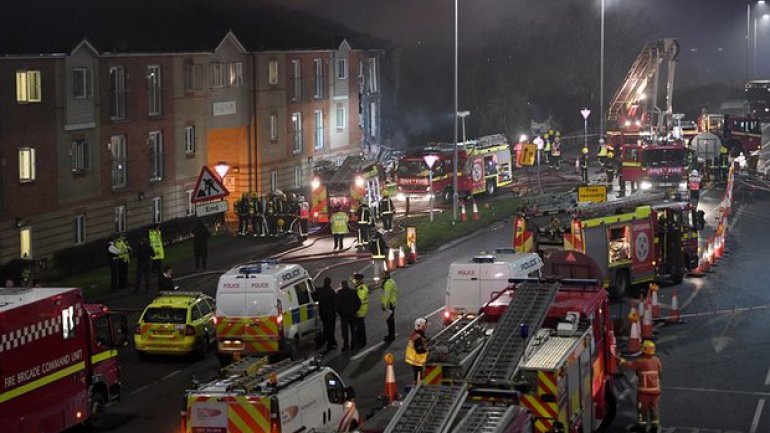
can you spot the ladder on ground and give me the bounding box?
[573,192,666,219]
[384,384,468,433]
[450,404,528,433]
[466,282,559,387]
[427,315,486,365]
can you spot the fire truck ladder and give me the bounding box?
[573,192,666,219]
[384,384,468,433]
[428,315,486,365]
[450,404,527,433]
[607,42,659,123]
[467,282,559,387]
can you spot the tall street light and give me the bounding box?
[454,110,470,221]
[600,0,605,138]
[755,13,770,77]
[453,0,459,222]
[748,1,767,80]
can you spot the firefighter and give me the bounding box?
[274,191,287,234]
[380,270,398,343]
[719,144,729,183]
[605,151,616,192]
[597,138,608,170]
[405,317,429,383]
[297,195,310,240]
[543,132,551,167]
[265,193,276,236]
[235,193,250,236]
[688,169,701,207]
[369,229,389,282]
[331,207,349,251]
[379,192,395,232]
[550,135,562,169]
[352,273,369,350]
[618,340,663,433]
[514,137,524,168]
[249,192,264,238]
[115,234,131,291]
[579,147,590,184]
[355,202,372,246]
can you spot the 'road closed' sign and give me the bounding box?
[578,185,607,203]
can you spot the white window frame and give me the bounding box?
[370,102,377,138]
[336,57,348,80]
[111,135,127,189]
[228,62,243,86]
[313,59,323,99]
[184,63,203,91]
[152,196,163,224]
[18,147,36,182]
[268,60,279,85]
[147,65,162,116]
[270,171,278,191]
[186,190,195,216]
[269,114,278,141]
[185,125,196,154]
[335,104,346,130]
[294,165,303,188]
[314,110,324,150]
[71,139,90,172]
[16,70,41,103]
[74,215,86,245]
[358,60,364,79]
[368,58,378,93]
[19,227,32,259]
[72,68,92,99]
[292,112,303,153]
[114,205,127,233]
[210,62,226,88]
[148,131,164,182]
[291,59,301,101]
[109,66,126,120]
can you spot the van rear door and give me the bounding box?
[445,262,481,315]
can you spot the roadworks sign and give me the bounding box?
[578,185,607,203]
[191,166,229,203]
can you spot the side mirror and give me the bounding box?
[344,386,356,401]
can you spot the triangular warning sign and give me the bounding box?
[190,166,230,203]
[565,252,577,262]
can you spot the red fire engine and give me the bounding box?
[310,156,384,223]
[616,135,689,192]
[395,134,513,203]
[0,287,126,433]
[697,113,763,157]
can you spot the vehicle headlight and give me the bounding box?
[640,181,653,190]
[396,193,405,201]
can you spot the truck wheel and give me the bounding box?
[486,180,497,196]
[611,270,629,299]
[87,391,107,430]
[441,188,453,204]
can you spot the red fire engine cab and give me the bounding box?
[617,135,688,193]
[310,156,384,223]
[0,287,126,433]
[698,113,762,157]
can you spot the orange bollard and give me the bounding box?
[641,295,654,340]
[387,248,396,270]
[626,306,641,355]
[472,201,480,220]
[383,353,398,403]
[667,288,682,324]
[460,201,467,222]
[398,246,406,268]
[649,283,661,320]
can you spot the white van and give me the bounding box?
[215,261,321,363]
[443,248,543,323]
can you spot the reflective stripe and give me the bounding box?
[92,349,118,364]
[0,361,86,404]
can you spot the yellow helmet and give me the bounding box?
[642,340,656,355]
[582,147,589,154]
[607,151,614,159]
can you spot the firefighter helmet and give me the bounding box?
[582,147,589,154]
[642,340,656,355]
[691,169,699,176]
[414,317,427,330]
[607,151,614,159]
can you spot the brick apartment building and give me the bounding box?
[0,2,394,275]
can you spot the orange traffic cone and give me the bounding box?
[607,329,620,376]
[667,288,682,324]
[707,238,716,266]
[626,305,641,355]
[383,353,398,403]
[398,246,406,268]
[700,250,710,272]
[649,283,661,320]
[472,201,480,221]
[460,201,467,222]
[408,241,417,264]
[387,248,395,270]
[641,295,654,340]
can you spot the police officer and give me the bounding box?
[330,207,349,251]
[352,273,369,349]
[579,147,590,184]
[619,340,663,433]
[405,317,429,383]
[597,138,608,169]
[148,224,165,288]
[379,193,395,233]
[115,234,131,291]
[688,169,702,207]
[335,280,360,351]
[108,235,121,292]
[543,132,552,167]
[355,202,372,246]
[380,270,397,343]
[719,144,729,183]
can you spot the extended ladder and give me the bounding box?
[428,315,486,365]
[574,192,665,219]
[450,404,528,433]
[384,384,468,433]
[466,282,559,387]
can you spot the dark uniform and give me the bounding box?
[355,203,373,246]
[335,280,360,351]
[379,194,395,232]
[315,278,337,351]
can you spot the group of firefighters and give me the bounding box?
[232,190,310,239]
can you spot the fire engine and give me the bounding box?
[395,134,513,203]
[697,113,763,157]
[617,136,689,193]
[0,287,126,433]
[370,251,618,433]
[310,156,384,223]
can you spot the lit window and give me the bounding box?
[72,68,92,99]
[314,110,324,150]
[292,112,303,153]
[114,205,127,233]
[313,59,323,98]
[71,139,90,172]
[111,135,127,189]
[148,131,164,181]
[186,190,195,216]
[268,60,279,85]
[270,171,278,191]
[291,59,301,101]
[16,70,41,103]
[147,65,162,116]
[185,125,196,154]
[335,104,346,129]
[270,114,278,141]
[152,196,163,224]
[109,66,126,120]
[294,165,303,188]
[74,215,86,245]
[18,147,36,182]
[210,62,225,88]
[228,62,243,86]
[19,227,31,259]
[370,102,377,138]
[336,57,348,80]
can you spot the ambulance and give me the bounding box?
[215,261,321,364]
[443,248,543,324]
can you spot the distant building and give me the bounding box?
[0,1,394,273]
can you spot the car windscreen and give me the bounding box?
[142,307,187,324]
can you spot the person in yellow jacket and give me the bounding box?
[405,317,429,383]
[330,207,349,251]
[115,234,131,291]
[352,273,369,349]
[148,224,165,289]
[380,270,397,343]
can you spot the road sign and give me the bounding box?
[581,108,591,120]
[521,144,537,166]
[577,185,607,203]
[423,154,439,169]
[196,200,228,217]
[191,166,229,203]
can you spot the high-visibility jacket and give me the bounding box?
[115,238,131,263]
[381,278,397,309]
[405,330,428,367]
[719,145,728,155]
[543,140,551,152]
[148,229,164,260]
[688,174,701,191]
[356,205,372,225]
[379,197,394,215]
[356,283,369,317]
[331,212,349,234]
[624,355,662,396]
[597,144,608,157]
[369,236,388,259]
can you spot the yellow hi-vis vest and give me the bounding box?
[331,212,349,234]
[116,238,131,263]
[149,229,164,260]
[405,333,428,367]
[356,283,369,317]
[381,278,397,309]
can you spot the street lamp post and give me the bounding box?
[455,111,470,221]
[600,0,605,138]
[453,0,459,222]
[748,1,768,80]
[754,14,770,77]
[581,109,591,150]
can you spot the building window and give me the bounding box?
[148,131,164,182]
[18,147,36,182]
[73,215,86,245]
[109,66,126,120]
[71,139,90,172]
[19,227,31,259]
[269,114,278,141]
[292,112,303,153]
[111,135,127,189]
[313,59,323,99]
[368,58,378,93]
[228,62,243,86]
[370,102,377,138]
[186,190,195,216]
[185,125,196,154]
[335,104,346,129]
[358,60,364,78]
[314,110,324,150]
[114,205,127,233]
[291,59,301,102]
[72,68,92,99]
[336,57,348,80]
[210,62,225,88]
[152,197,163,224]
[268,60,279,85]
[184,63,203,91]
[270,171,278,191]
[16,70,41,103]
[294,165,303,188]
[147,65,162,116]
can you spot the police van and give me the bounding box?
[443,248,543,324]
[215,261,321,364]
